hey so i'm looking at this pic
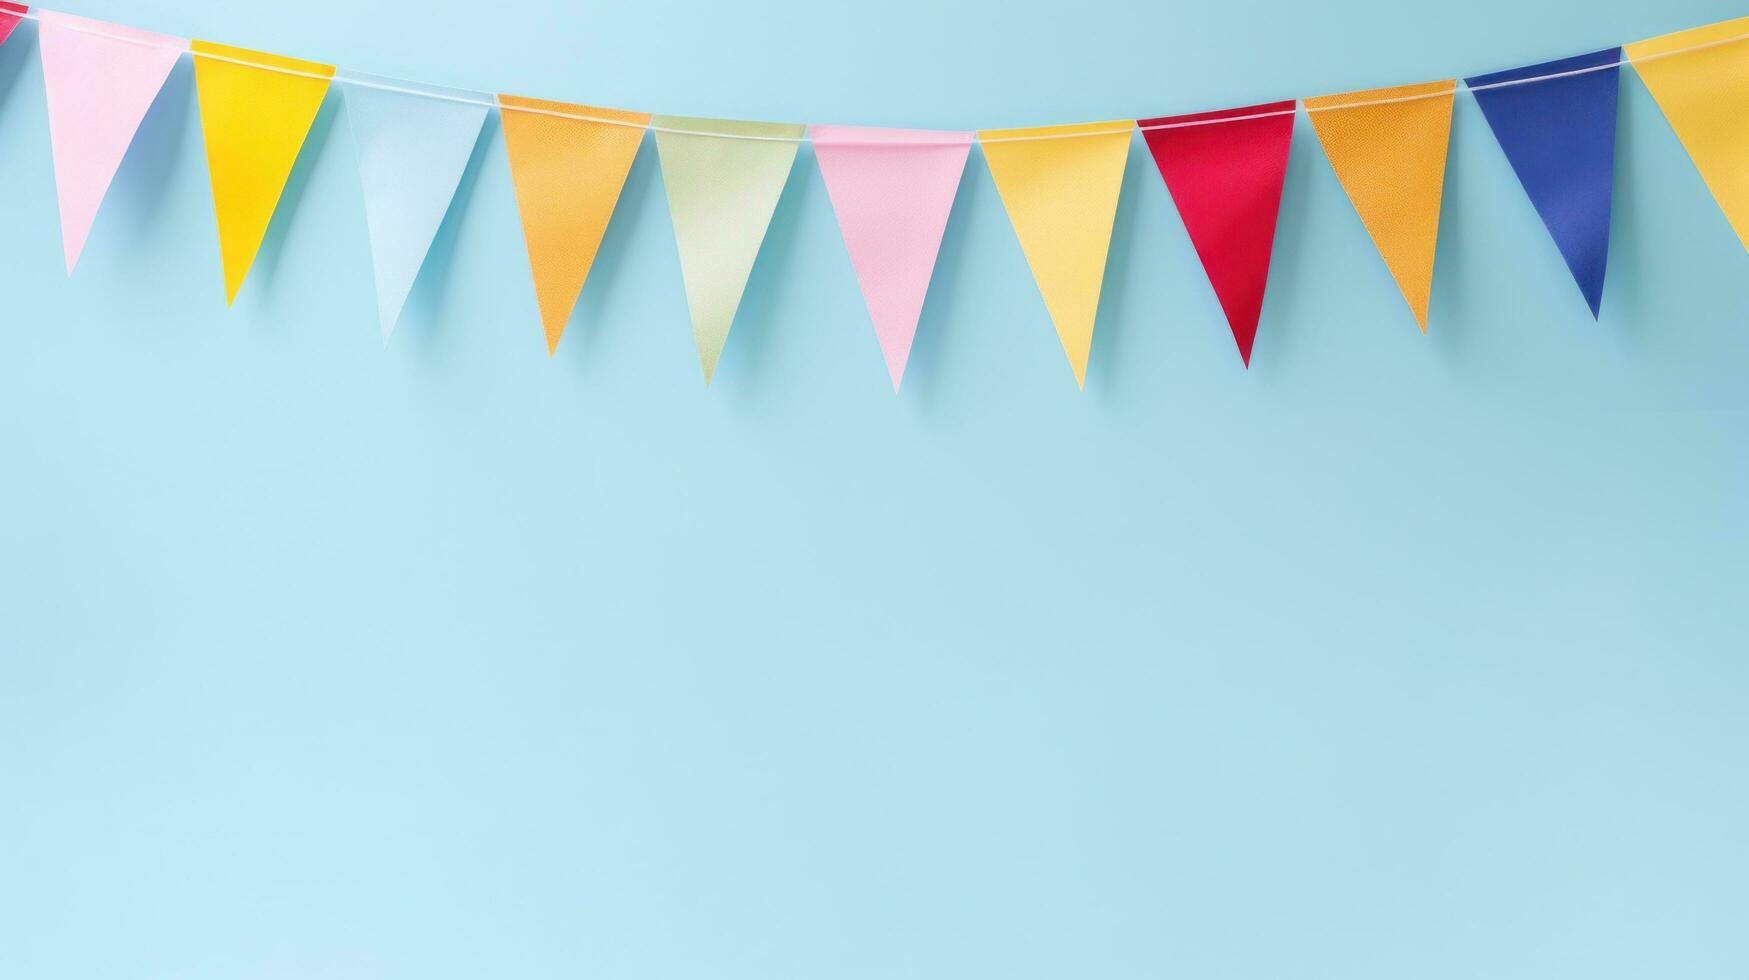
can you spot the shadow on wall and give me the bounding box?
[241,94,340,313]
[102,60,195,260]
[397,110,500,361]
[891,147,982,409]
[564,135,662,376]
[0,17,36,127]
[717,142,813,402]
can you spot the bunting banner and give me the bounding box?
[1142,102,1295,366]
[1624,18,1749,251]
[342,73,488,341]
[1469,50,1620,316]
[38,12,184,273]
[812,125,972,390]
[2,6,1749,390]
[979,121,1131,388]
[1305,81,1454,332]
[498,96,649,355]
[191,41,335,304]
[653,116,804,383]
[0,3,24,49]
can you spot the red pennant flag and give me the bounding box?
[1140,101,1295,366]
[0,3,27,46]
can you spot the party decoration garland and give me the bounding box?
[812,126,974,390]
[1142,102,1296,366]
[501,96,648,355]
[345,73,489,340]
[654,116,806,382]
[38,11,181,273]
[3,6,1749,388]
[978,121,1132,388]
[1626,21,1749,251]
[1469,50,1622,316]
[0,2,21,45]
[1304,80,1455,332]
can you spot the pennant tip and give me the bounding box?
[884,360,906,393]
[1068,353,1089,390]
[379,307,403,346]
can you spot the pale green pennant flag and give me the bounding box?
[652,116,804,383]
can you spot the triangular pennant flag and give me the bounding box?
[1469,50,1619,316]
[1305,81,1454,332]
[38,13,186,274]
[1141,102,1295,366]
[341,73,488,342]
[1625,20,1749,249]
[0,3,25,48]
[652,116,804,384]
[498,95,649,354]
[811,125,972,391]
[977,121,1132,388]
[191,41,335,304]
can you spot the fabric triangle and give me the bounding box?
[38,12,186,273]
[652,116,804,384]
[0,3,23,48]
[342,73,488,341]
[1305,81,1454,332]
[977,120,1132,388]
[191,40,335,304]
[498,95,649,355]
[811,125,972,390]
[1141,102,1295,366]
[1626,18,1749,251]
[0,4,26,53]
[1469,50,1620,316]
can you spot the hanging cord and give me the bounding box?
[7,6,1747,143]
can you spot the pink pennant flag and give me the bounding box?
[38,12,187,272]
[812,125,972,390]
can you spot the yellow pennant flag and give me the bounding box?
[1305,80,1455,332]
[978,121,1132,387]
[191,41,334,304]
[1626,17,1749,250]
[498,96,650,354]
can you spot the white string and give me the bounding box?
[984,31,1749,142]
[6,5,1746,144]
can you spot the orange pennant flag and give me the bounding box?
[498,96,649,354]
[1305,80,1455,332]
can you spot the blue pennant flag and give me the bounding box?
[341,73,489,342]
[1467,48,1621,317]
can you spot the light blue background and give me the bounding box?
[2,0,1746,976]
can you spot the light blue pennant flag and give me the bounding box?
[341,72,489,342]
